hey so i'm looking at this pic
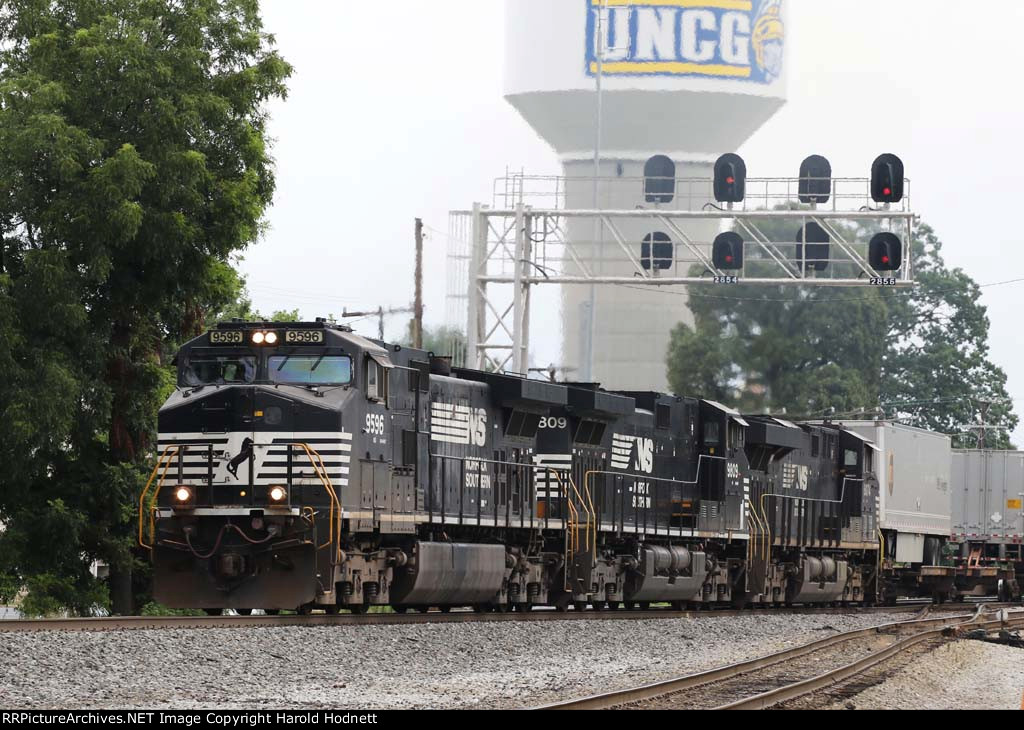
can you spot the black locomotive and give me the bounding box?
[141,320,896,613]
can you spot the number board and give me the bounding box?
[210,330,244,345]
[286,330,325,345]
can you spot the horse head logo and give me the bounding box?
[226,437,254,480]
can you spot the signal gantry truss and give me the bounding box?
[445,174,916,374]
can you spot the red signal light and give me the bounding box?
[881,255,890,264]
[726,176,735,185]
[725,255,734,263]
[883,187,892,196]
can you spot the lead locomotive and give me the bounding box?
[142,320,909,613]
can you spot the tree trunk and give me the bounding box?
[108,321,137,616]
[109,563,134,616]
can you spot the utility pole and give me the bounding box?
[582,0,606,383]
[342,306,414,342]
[961,398,1010,450]
[414,218,424,350]
[528,365,578,383]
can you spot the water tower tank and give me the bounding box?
[504,0,788,391]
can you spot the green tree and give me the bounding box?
[666,220,1017,447]
[0,0,291,615]
[882,225,1017,447]
[401,322,467,360]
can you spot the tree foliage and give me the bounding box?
[0,0,290,615]
[667,219,1017,448]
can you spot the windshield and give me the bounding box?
[181,355,256,386]
[269,355,352,386]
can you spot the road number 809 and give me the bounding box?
[539,417,568,429]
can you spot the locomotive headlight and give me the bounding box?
[264,331,278,345]
[174,486,193,503]
[269,486,287,502]
[252,331,266,345]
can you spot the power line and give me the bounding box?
[612,276,1024,304]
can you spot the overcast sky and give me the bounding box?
[253,0,1024,442]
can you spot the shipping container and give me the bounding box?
[951,450,1024,547]
[836,421,952,563]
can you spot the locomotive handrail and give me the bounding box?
[758,477,864,561]
[284,442,342,562]
[745,498,767,567]
[139,442,342,563]
[562,471,595,562]
[581,455,730,530]
[138,446,182,550]
[566,471,596,557]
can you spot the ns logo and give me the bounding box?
[611,433,655,474]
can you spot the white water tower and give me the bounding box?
[504,0,788,390]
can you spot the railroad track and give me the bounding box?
[535,606,1024,710]
[0,601,1012,633]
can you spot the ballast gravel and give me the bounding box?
[827,638,1024,710]
[0,612,966,710]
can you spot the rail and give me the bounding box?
[3,603,1005,634]
[534,607,1021,710]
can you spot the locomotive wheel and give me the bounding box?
[607,601,621,611]
[439,606,452,614]
[639,601,651,611]
[623,601,637,610]
[519,602,534,612]
[203,609,222,616]
[350,604,369,615]
[235,608,253,616]
[591,600,605,611]
[394,606,408,614]
[573,601,588,612]
[297,604,313,615]
[264,609,280,616]
[416,605,430,614]
[553,596,570,613]
[325,605,338,615]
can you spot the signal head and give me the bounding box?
[712,232,744,271]
[714,153,746,204]
[798,155,832,204]
[871,153,905,204]
[796,222,831,272]
[869,232,903,271]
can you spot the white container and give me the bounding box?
[951,450,1024,545]
[838,421,952,562]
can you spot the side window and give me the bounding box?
[366,359,379,400]
[656,404,671,430]
[366,358,391,404]
[703,421,720,447]
[811,435,820,458]
[844,449,858,467]
[730,421,744,447]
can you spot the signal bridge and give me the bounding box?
[445,156,916,375]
